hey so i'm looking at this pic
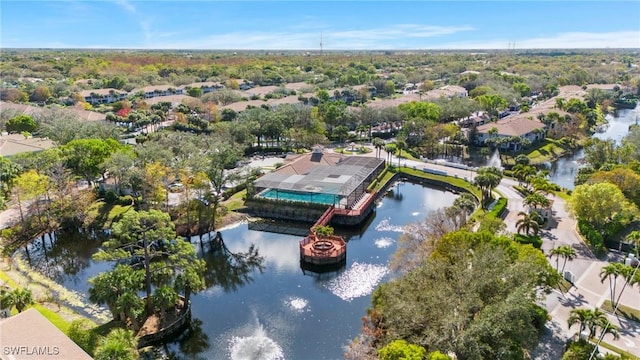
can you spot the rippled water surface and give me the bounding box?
[24,181,458,359]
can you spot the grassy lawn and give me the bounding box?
[552,190,572,201]
[592,337,640,359]
[86,200,134,229]
[400,167,481,200]
[368,168,397,193]
[397,150,420,161]
[0,269,17,287]
[32,304,73,333]
[335,146,372,155]
[525,139,568,164]
[556,277,573,293]
[224,189,247,211]
[601,299,640,323]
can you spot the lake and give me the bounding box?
[23,181,459,359]
[547,106,638,190]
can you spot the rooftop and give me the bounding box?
[476,115,545,136]
[254,153,384,197]
[0,308,93,360]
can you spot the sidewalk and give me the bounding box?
[546,260,640,357]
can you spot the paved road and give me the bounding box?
[343,147,640,357]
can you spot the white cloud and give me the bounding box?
[432,31,640,49]
[146,23,475,50]
[114,0,136,14]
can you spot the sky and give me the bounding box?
[1,1,639,50]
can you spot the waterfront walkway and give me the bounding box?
[332,146,640,358]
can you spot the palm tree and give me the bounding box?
[9,287,34,313]
[385,143,396,164]
[94,328,139,360]
[626,231,640,256]
[395,139,407,167]
[549,245,577,274]
[474,166,503,209]
[516,211,543,236]
[372,138,385,159]
[524,192,551,212]
[152,286,178,322]
[512,164,536,186]
[568,308,608,338]
[597,319,621,341]
[600,263,628,307]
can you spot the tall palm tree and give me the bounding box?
[395,139,407,167]
[516,211,543,236]
[550,245,577,274]
[385,144,396,164]
[568,308,608,338]
[599,263,629,307]
[474,167,502,209]
[597,319,621,341]
[372,138,385,159]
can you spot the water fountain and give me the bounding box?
[228,316,284,360]
[487,149,503,169]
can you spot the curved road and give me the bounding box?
[351,147,640,358]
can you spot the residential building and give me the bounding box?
[79,88,127,105]
[475,115,546,151]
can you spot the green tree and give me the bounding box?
[516,211,543,236]
[568,182,638,238]
[203,140,242,232]
[398,101,442,122]
[370,230,555,358]
[67,319,101,356]
[599,263,634,308]
[152,285,178,321]
[426,351,452,360]
[13,169,49,224]
[94,328,139,360]
[372,137,385,159]
[523,192,551,211]
[61,138,124,185]
[568,308,617,339]
[476,94,508,118]
[88,264,144,325]
[474,166,503,208]
[5,115,37,134]
[93,209,205,316]
[8,287,34,313]
[187,87,202,97]
[549,245,577,274]
[378,340,426,360]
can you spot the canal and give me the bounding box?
[23,181,459,359]
[547,106,638,189]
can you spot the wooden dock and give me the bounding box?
[299,233,347,265]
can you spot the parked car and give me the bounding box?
[168,182,184,193]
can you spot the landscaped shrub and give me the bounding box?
[513,234,543,249]
[488,198,508,218]
[578,219,605,250]
[103,190,119,204]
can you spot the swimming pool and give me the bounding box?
[260,189,341,205]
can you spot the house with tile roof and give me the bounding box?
[475,114,546,151]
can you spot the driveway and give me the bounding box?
[342,146,640,357]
